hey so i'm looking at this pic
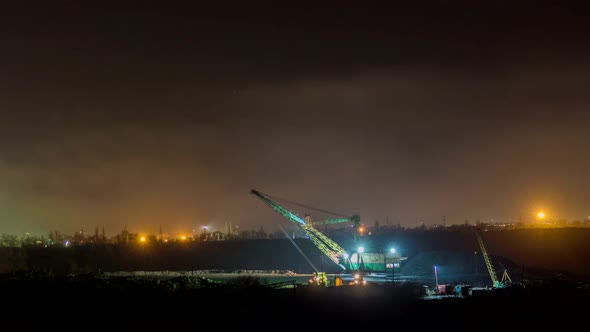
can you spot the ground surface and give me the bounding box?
[2,272,587,330]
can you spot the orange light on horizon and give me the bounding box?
[537,211,545,219]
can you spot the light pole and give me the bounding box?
[434,265,439,290]
[390,247,396,283]
[357,246,365,272]
[355,246,365,284]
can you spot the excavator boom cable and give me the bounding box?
[260,190,351,218]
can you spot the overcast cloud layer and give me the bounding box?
[1,1,589,236]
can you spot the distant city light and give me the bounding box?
[390,248,396,253]
[538,211,545,219]
[140,236,146,242]
[357,246,365,254]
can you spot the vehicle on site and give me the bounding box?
[250,189,406,285]
[309,271,328,286]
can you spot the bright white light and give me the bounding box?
[357,246,364,254]
[390,248,396,253]
[342,253,349,260]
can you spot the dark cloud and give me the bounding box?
[1,1,589,236]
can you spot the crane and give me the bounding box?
[250,189,355,270]
[251,189,407,284]
[474,227,511,288]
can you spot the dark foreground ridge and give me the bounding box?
[2,271,587,330]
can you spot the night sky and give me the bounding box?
[1,1,589,237]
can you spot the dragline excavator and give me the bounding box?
[250,189,406,284]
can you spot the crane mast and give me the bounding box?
[300,224,346,266]
[250,189,352,270]
[250,189,307,226]
[475,227,508,288]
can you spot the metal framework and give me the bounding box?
[250,189,356,270]
[475,227,510,288]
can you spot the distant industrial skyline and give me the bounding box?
[3,210,588,239]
